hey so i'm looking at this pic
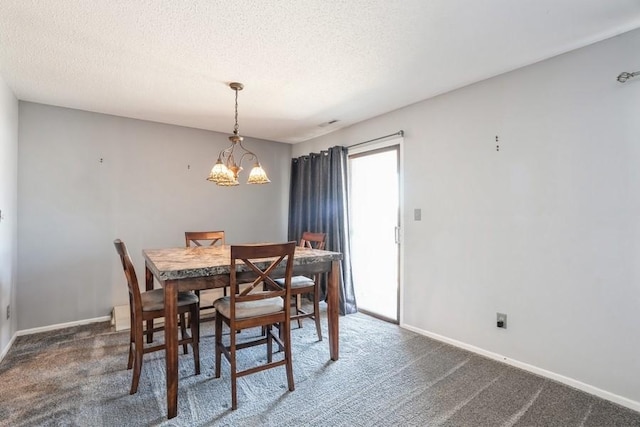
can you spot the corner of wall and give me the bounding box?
[0,74,19,355]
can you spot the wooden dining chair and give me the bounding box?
[275,231,326,340]
[185,231,227,320]
[113,239,200,394]
[213,242,296,410]
[184,230,225,248]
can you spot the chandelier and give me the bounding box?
[207,82,271,186]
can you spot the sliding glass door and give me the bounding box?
[349,145,400,322]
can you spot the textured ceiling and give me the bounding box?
[1,1,640,143]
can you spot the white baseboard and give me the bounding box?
[0,332,17,363]
[16,315,112,337]
[400,323,640,414]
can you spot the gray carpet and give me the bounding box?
[1,310,639,427]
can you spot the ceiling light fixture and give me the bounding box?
[207,82,270,186]
[617,71,640,83]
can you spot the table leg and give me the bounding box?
[145,264,154,343]
[328,260,340,360]
[164,281,179,419]
[145,264,154,291]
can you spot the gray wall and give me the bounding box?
[0,75,18,356]
[294,29,640,409]
[17,103,291,330]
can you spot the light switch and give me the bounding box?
[414,208,421,221]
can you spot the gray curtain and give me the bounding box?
[288,146,357,315]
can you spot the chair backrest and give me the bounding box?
[185,231,225,247]
[230,242,297,319]
[300,231,326,250]
[113,239,143,318]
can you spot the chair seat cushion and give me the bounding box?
[141,289,199,312]
[274,275,315,288]
[213,294,284,319]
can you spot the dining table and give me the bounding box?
[143,243,343,419]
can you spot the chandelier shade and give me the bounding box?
[207,82,270,186]
[247,163,271,184]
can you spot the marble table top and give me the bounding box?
[143,244,342,281]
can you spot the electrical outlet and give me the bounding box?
[496,312,507,329]
[6,305,9,320]
[414,208,422,221]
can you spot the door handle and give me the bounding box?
[394,226,400,244]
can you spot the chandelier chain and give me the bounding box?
[234,88,239,135]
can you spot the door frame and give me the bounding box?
[348,135,404,324]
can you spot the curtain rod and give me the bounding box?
[347,130,404,148]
